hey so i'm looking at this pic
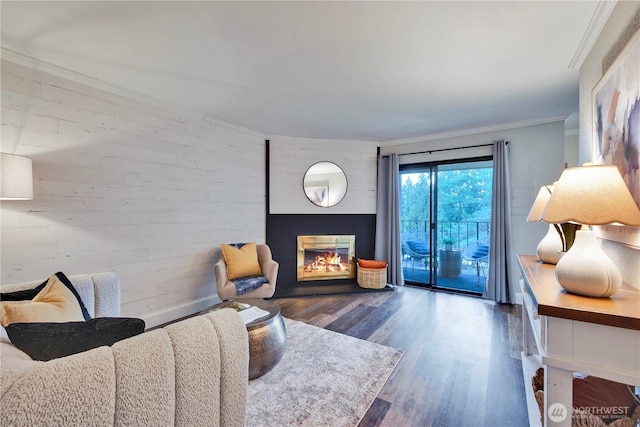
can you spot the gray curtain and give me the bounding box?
[483,140,514,303]
[375,154,404,286]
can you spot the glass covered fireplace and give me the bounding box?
[297,235,356,281]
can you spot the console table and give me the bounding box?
[517,255,640,427]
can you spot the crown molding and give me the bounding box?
[381,115,571,147]
[568,0,617,70]
[0,48,266,138]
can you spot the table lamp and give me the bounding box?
[541,164,640,297]
[0,153,33,200]
[527,184,563,264]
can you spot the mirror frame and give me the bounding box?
[302,161,348,207]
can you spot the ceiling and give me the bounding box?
[1,1,604,143]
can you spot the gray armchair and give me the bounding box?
[214,244,279,300]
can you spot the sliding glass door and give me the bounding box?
[400,158,492,294]
[400,167,434,285]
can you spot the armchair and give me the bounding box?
[214,243,279,300]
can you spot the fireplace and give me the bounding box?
[297,235,356,281]
[267,214,376,297]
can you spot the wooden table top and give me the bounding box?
[517,254,640,331]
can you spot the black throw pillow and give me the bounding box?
[6,317,145,361]
[0,281,46,301]
[53,272,92,321]
[1,272,92,321]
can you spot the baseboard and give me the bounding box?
[515,291,523,305]
[141,295,221,329]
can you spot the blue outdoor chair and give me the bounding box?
[462,241,489,278]
[402,234,430,277]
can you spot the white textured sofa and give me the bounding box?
[1,273,249,426]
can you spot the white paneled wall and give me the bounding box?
[1,60,266,327]
[380,121,566,301]
[269,136,378,214]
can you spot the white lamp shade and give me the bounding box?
[0,153,33,200]
[527,185,562,264]
[526,185,554,222]
[541,165,640,226]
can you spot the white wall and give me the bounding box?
[579,2,640,288]
[564,132,579,167]
[380,120,566,300]
[1,60,267,327]
[269,136,378,214]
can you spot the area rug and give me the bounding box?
[246,318,403,427]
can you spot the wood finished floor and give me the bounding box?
[273,285,529,427]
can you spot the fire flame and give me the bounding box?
[304,252,349,272]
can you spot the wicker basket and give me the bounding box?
[357,266,387,289]
[532,367,640,427]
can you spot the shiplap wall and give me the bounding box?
[269,136,378,214]
[1,60,266,327]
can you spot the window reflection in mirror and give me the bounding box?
[303,161,348,207]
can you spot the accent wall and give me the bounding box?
[1,60,266,327]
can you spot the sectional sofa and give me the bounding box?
[0,272,249,426]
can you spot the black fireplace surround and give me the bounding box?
[266,214,378,297]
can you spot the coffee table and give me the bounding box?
[200,298,287,380]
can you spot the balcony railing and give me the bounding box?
[400,220,490,251]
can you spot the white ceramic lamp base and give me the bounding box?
[554,230,621,297]
[536,224,563,264]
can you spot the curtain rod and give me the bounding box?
[398,142,496,157]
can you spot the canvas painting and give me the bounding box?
[592,29,640,211]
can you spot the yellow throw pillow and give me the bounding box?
[0,275,85,327]
[221,242,263,280]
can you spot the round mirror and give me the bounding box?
[303,161,348,207]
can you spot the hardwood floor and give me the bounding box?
[272,285,529,427]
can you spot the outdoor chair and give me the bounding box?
[401,233,430,277]
[462,241,489,279]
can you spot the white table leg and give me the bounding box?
[544,365,572,427]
